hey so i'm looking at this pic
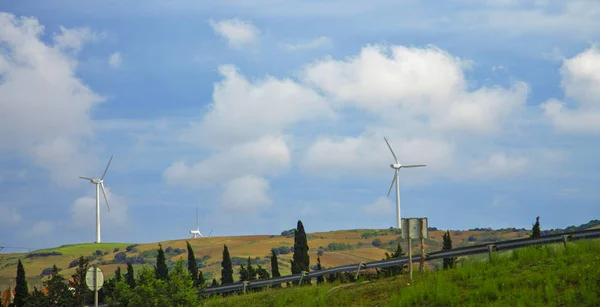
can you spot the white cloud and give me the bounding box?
[220,175,272,212]
[53,25,98,53]
[180,64,334,150]
[363,197,395,215]
[0,13,103,185]
[300,45,528,133]
[108,52,122,68]
[541,46,600,134]
[208,18,260,49]
[164,135,291,188]
[70,186,128,230]
[283,36,332,51]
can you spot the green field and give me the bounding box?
[34,242,133,255]
[199,240,600,306]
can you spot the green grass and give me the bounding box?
[34,242,132,255]
[199,240,600,307]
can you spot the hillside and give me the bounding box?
[200,240,600,306]
[0,227,531,290]
[1,220,598,291]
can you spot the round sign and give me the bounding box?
[85,266,104,291]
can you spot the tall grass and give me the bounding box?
[200,240,600,307]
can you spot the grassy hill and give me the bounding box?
[199,240,600,306]
[0,227,530,291]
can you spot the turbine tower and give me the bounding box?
[189,207,204,238]
[384,137,426,229]
[79,155,113,243]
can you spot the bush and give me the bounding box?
[467,236,477,242]
[25,251,62,258]
[68,259,79,268]
[325,242,353,251]
[95,250,103,256]
[113,248,120,252]
[126,245,138,252]
[114,252,128,264]
[372,238,382,247]
[317,248,324,256]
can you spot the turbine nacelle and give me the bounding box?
[390,163,402,169]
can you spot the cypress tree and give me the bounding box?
[270,249,281,288]
[221,245,234,284]
[125,262,136,288]
[316,257,324,284]
[155,244,169,280]
[270,249,280,278]
[246,257,257,281]
[186,241,199,287]
[531,216,541,238]
[442,230,456,269]
[292,220,310,283]
[114,267,122,282]
[197,270,205,287]
[14,259,28,307]
[239,264,248,281]
[211,278,218,287]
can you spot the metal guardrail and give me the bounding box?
[200,228,600,295]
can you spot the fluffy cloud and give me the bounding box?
[541,46,600,133]
[0,13,103,184]
[23,221,55,238]
[208,18,260,49]
[0,204,22,225]
[220,175,272,212]
[468,153,529,179]
[108,52,122,68]
[283,36,332,52]
[164,135,291,188]
[180,65,334,150]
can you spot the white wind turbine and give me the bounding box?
[79,156,113,243]
[384,137,426,229]
[189,207,204,238]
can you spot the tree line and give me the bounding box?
[6,217,543,306]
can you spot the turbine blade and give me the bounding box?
[383,137,399,163]
[387,171,397,197]
[100,183,110,212]
[79,176,94,181]
[101,155,114,180]
[403,164,426,168]
[196,207,199,229]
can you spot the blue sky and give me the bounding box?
[1,0,599,252]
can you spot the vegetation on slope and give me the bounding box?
[199,240,600,307]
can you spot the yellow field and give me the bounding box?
[0,228,527,290]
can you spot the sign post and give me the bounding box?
[402,218,428,282]
[86,265,104,307]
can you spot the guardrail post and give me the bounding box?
[242,281,249,294]
[298,271,308,287]
[563,234,573,250]
[487,244,497,263]
[355,262,367,281]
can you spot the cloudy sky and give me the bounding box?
[1,0,599,251]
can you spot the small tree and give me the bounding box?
[115,267,122,282]
[14,259,28,307]
[155,244,169,280]
[380,244,406,277]
[221,245,234,284]
[442,230,456,269]
[246,257,257,281]
[186,241,199,287]
[125,262,136,288]
[316,257,325,284]
[69,256,90,306]
[166,260,200,306]
[531,216,541,238]
[211,278,218,287]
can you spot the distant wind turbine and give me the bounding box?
[384,138,426,229]
[79,156,113,243]
[190,207,204,238]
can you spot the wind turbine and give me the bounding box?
[79,155,113,243]
[384,137,426,229]
[189,207,204,238]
